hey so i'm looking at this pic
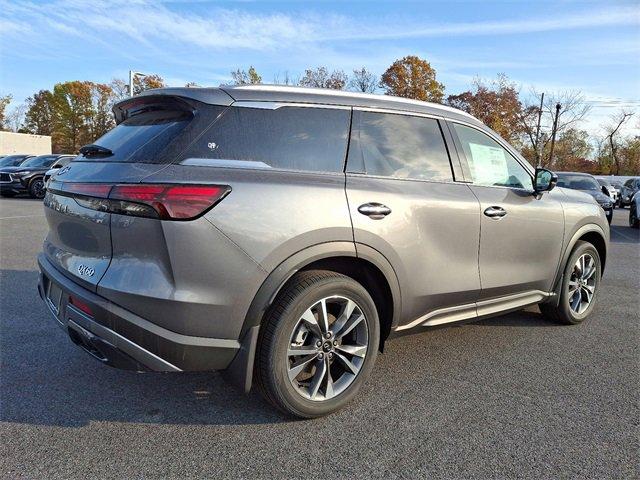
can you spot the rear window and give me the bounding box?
[347,111,453,182]
[180,106,351,173]
[85,109,193,163]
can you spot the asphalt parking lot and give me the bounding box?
[1,198,638,479]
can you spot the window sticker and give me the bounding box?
[468,143,508,185]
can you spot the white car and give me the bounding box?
[597,178,618,208]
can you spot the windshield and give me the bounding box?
[0,155,29,167]
[596,179,609,187]
[20,155,58,168]
[556,174,600,191]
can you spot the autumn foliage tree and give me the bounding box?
[0,94,12,131]
[230,66,262,85]
[447,75,523,144]
[380,56,444,103]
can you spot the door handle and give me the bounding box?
[483,206,507,219]
[358,203,392,220]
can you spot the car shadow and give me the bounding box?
[0,269,289,428]
[610,222,640,244]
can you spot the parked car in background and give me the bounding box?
[38,86,610,418]
[609,180,623,207]
[620,177,640,208]
[0,154,35,169]
[629,191,640,228]
[596,178,618,207]
[0,154,71,198]
[556,172,614,224]
[44,155,76,185]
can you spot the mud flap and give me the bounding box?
[222,325,260,393]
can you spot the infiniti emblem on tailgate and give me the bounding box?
[77,264,95,277]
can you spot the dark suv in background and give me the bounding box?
[0,154,74,198]
[37,86,609,417]
[556,172,614,223]
[620,177,640,208]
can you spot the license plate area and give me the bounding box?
[46,280,63,317]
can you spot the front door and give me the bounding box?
[448,122,564,300]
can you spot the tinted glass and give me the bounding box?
[20,155,58,168]
[181,106,350,173]
[349,111,452,181]
[556,174,600,190]
[0,155,29,167]
[86,109,193,163]
[452,123,532,190]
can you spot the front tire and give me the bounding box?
[255,270,379,418]
[540,241,601,325]
[28,177,46,199]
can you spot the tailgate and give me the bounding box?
[43,162,167,291]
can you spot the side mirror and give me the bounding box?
[534,168,557,193]
[601,185,610,196]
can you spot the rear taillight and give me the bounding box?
[53,183,230,220]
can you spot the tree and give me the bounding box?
[51,81,94,153]
[299,67,347,90]
[520,90,591,167]
[230,66,262,85]
[604,110,634,175]
[349,67,377,93]
[185,82,200,88]
[24,90,56,136]
[546,129,592,171]
[110,74,166,101]
[5,103,27,132]
[380,56,444,102]
[447,74,523,143]
[88,83,116,140]
[273,71,297,85]
[0,94,12,131]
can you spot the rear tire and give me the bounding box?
[630,205,639,228]
[255,270,379,418]
[539,241,601,325]
[28,177,46,199]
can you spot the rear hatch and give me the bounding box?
[43,94,228,291]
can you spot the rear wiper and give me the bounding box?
[79,144,113,157]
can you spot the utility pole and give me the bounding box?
[548,103,561,167]
[534,92,544,167]
[128,70,147,97]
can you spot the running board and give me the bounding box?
[395,290,552,332]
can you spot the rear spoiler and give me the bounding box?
[112,88,235,124]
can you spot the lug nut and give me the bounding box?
[328,352,333,359]
[333,340,338,346]
[316,341,322,347]
[318,353,324,359]
[325,332,332,339]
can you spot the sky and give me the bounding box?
[1,0,639,136]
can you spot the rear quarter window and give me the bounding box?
[180,106,351,173]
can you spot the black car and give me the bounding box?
[0,154,73,199]
[556,172,614,224]
[619,177,640,208]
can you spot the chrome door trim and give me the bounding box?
[395,290,553,331]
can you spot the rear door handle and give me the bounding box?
[483,206,507,219]
[358,203,391,220]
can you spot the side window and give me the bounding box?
[452,123,533,190]
[181,106,350,173]
[349,111,453,182]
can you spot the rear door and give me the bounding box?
[448,121,565,300]
[345,109,481,328]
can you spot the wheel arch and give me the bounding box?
[224,242,401,392]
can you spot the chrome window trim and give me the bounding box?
[353,106,444,121]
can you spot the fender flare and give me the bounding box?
[223,241,402,392]
[546,223,608,305]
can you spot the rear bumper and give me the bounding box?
[37,253,241,372]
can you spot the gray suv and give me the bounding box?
[37,86,609,418]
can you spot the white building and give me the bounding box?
[0,131,52,155]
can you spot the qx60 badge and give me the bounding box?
[77,264,95,277]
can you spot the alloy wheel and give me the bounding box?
[32,180,45,198]
[568,254,597,315]
[287,295,368,401]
